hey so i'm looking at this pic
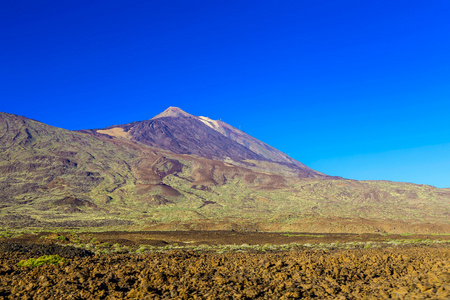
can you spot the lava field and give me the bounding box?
[0,242,449,299]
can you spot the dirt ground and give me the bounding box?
[5,230,450,247]
[1,231,450,299]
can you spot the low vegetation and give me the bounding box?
[17,255,66,267]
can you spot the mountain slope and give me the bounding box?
[0,111,296,227]
[197,115,304,167]
[0,112,144,227]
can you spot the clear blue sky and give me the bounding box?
[1,1,449,188]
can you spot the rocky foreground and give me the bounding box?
[0,243,449,299]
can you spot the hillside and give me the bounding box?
[0,110,449,233]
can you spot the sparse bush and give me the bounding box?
[136,245,147,253]
[55,235,67,241]
[17,255,66,267]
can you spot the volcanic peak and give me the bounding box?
[151,106,193,120]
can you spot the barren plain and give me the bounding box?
[1,231,450,299]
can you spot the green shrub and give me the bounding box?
[136,245,147,253]
[17,255,66,267]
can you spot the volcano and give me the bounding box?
[84,107,324,178]
[1,109,449,233]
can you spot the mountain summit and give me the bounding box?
[151,107,193,119]
[88,107,322,177]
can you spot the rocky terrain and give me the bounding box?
[0,108,450,233]
[0,233,449,299]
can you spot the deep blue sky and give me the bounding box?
[1,1,450,188]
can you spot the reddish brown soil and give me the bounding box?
[1,244,449,299]
[6,231,450,247]
[140,218,450,235]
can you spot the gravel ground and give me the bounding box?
[0,243,449,299]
